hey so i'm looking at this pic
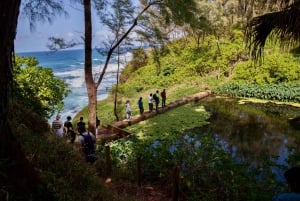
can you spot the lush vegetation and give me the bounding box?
[215,82,300,103]
[96,103,287,201]
[9,27,300,200]
[4,104,135,201]
[3,0,300,201]
[13,55,70,118]
[215,45,300,102]
[73,31,300,200]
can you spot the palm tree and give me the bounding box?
[246,0,300,59]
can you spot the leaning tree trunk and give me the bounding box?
[84,0,97,134]
[0,0,39,198]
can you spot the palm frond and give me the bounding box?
[246,1,300,60]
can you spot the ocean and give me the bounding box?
[18,49,130,122]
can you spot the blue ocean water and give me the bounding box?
[18,49,129,122]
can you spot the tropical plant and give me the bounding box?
[246,0,300,59]
[215,82,300,102]
[14,55,70,118]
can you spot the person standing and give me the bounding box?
[77,116,86,135]
[153,90,160,111]
[64,116,76,143]
[272,166,300,201]
[138,97,144,115]
[161,89,166,107]
[52,114,64,137]
[76,127,97,163]
[125,100,132,119]
[148,93,153,112]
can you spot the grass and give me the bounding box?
[74,82,211,125]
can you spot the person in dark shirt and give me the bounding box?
[77,116,86,135]
[64,116,75,143]
[153,90,159,111]
[138,97,144,115]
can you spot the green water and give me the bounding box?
[198,96,300,168]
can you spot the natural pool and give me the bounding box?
[193,96,300,179]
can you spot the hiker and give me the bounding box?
[52,114,64,137]
[161,89,166,107]
[77,127,97,163]
[64,116,76,143]
[77,116,86,134]
[153,90,160,111]
[148,93,154,112]
[125,100,132,119]
[272,166,300,201]
[138,97,144,114]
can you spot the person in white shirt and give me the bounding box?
[148,93,153,112]
[125,100,132,119]
[52,114,64,137]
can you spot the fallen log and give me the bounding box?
[97,90,211,143]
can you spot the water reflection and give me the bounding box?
[193,96,300,167]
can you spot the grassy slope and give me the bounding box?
[74,32,300,124]
[74,35,240,123]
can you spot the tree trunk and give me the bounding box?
[84,0,97,134]
[0,0,39,197]
[113,46,120,121]
[83,0,160,134]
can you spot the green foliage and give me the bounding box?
[215,82,300,103]
[98,103,279,201]
[120,47,148,83]
[233,53,300,84]
[129,47,148,71]
[77,22,300,200]
[14,55,70,118]
[116,31,246,99]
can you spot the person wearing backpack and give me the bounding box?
[77,126,97,163]
[76,116,86,134]
[153,90,160,111]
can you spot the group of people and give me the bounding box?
[51,115,98,163]
[124,89,167,120]
[148,89,166,112]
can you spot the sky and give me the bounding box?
[15,2,108,53]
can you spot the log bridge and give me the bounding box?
[97,90,212,143]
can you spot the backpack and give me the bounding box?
[81,132,95,155]
[81,132,97,163]
[153,93,158,101]
[77,122,85,134]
